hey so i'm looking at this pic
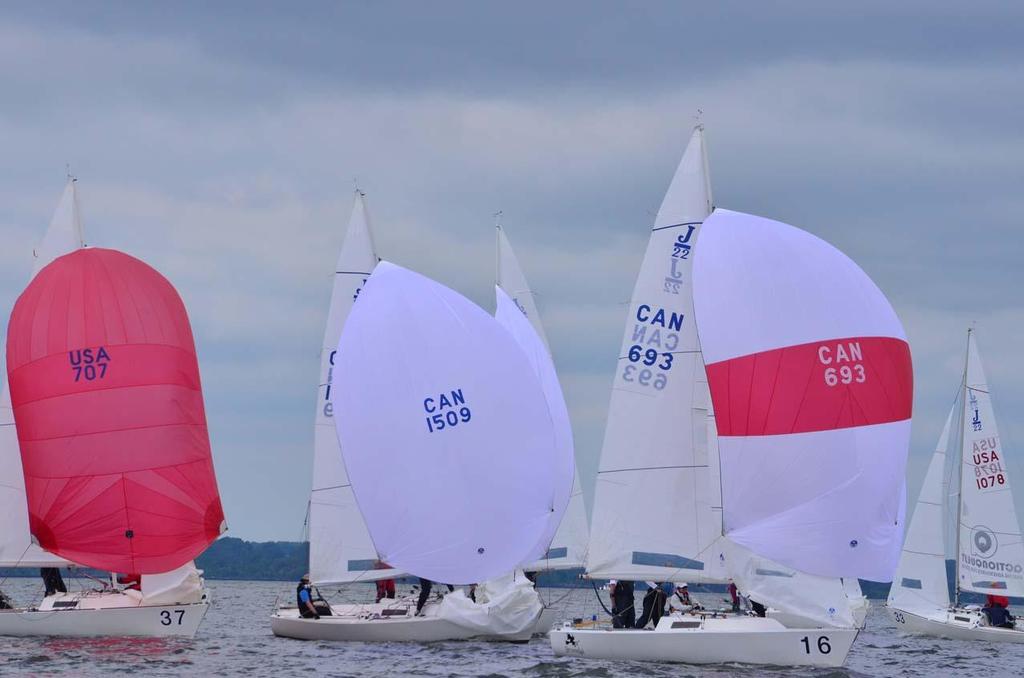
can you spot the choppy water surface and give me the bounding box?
[0,579,1020,677]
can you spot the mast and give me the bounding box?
[953,326,971,608]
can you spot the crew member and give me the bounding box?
[117,573,141,591]
[41,568,67,597]
[297,574,320,619]
[727,579,740,612]
[983,594,1015,628]
[635,582,669,629]
[415,578,455,615]
[374,560,395,602]
[609,579,635,629]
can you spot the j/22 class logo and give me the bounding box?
[69,347,111,382]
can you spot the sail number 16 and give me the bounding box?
[800,635,831,654]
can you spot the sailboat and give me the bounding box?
[271,194,570,642]
[494,221,589,633]
[550,128,911,667]
[0,185,225,637]
[887,328,1024,641]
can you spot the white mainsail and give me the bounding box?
[308,191,399,584]
[956,330,1024,598]
[331,262,571,585]
[494,225,587,571]
[0,179,82,567]
[888,406,954,615]
[585,125,723,582]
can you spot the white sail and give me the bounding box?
[693,208,913,581]
[331,262,571,585]
[0,179,81,567]
[888,406,954,615]
[308,192,398,584]
[586,125,723,582]
[494,226,587,571]
[956,330,1024,597]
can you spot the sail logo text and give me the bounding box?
[424,388,472,433]
[624,304,681,391]
[971,438,1005,490]
[663,222,699,294]
[969,390,982,431]
[322,350,338,417]
[817,341,866,387]
[69,346,111,382]
[960,554,1023,578]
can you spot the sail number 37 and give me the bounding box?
[160,609,185,625]
[800,635,831,654]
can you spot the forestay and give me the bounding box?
[6,248,226,574]
[693,209,913,581]
[956,331,1024,597]
[308,192,400,585]
[495,225,585,571]
[586,125,723,582]
[888,407,954,615]
[0,180,81,568]
[331,262,568,584]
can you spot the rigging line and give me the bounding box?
[600,464,708,475]
[311,484,351,492]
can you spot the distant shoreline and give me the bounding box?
[3,538,1016,604]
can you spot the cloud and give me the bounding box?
[0,5,1021,539]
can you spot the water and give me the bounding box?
[0,579,1020,676]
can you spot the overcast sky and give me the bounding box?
[1,2,1021,541]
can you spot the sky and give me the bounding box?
[0,2,1021,542]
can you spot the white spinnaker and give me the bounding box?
[725,541,862,628]
[693,209,912,581]
[332,262,568,585]
[495,226,586,571]
[957,331,1024,597]
[888,406,953,615]
[585,125,724,583]
[0,179,81,567]
[308,192,399,585]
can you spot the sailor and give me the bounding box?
[297,574,320,619]
[415,578,455,615]
[727,579,740,612]
[374,560,395,602]
[983,595,1015,628]
[675,582,693,607]
[40,567,67,596]
[609,579,635,629]
[635,582,669,629]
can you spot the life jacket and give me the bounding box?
[296,582,312,610]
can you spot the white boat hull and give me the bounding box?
[0,600,209,638]
[549,615,858,668]
[271,597,555,643]
[888,606,1024,643]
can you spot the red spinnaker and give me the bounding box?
[6,248,225,574]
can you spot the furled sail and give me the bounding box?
[494,225,586,571]
[0,179,82,568]
[6,248,226,574]
[308,192,400,584]
[956,330,1024,597]
[693,209,913,581]
[888,406,954,614]
[586,125,723,582]
[331,262,569,584]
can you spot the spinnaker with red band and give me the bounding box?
[693,209,912,581]
[5,248,226,574]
